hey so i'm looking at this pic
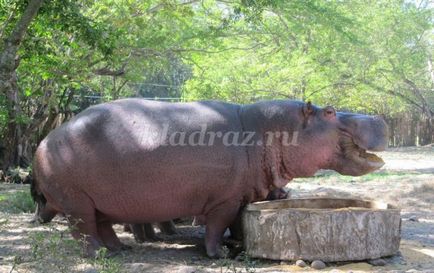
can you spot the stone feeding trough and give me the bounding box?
[243,197,401,262]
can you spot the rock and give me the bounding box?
[368,258,387,266]
[408,216,419,222]
[280,261,288,265]
[295,260,307,267]
[311,260,326,270]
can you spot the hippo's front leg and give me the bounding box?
[205,203,240,258]
[270,166,289,188]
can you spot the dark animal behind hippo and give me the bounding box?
[126,221,177,243]
[31,99,387,257]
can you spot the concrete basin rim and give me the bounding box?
[245,197,401,212]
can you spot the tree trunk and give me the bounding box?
[409,112,418,146]
[386,117,395,146]
[420,117,433,146]
[0,0,44,170]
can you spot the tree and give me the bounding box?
[0,0,118,169]
[0,0,44,169]
[183,0,433,115]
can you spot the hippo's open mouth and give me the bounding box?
[340,133,385,171]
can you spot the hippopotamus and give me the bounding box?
[30,99,387,258]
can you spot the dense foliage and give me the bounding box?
[0,0,433,170]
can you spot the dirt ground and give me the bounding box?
[0,146,433,273]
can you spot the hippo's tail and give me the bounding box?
[28,172,56,223]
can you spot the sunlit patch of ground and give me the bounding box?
[0,146,433,272]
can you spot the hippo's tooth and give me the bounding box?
[365,152,384,162]
[361,150,385,169]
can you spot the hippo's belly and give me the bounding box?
[86,145,243,223]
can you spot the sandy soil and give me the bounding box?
[0,146,433,273]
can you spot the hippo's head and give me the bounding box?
[331,106,388,176]
[275,101,388,178]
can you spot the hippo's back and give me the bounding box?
[34,99,247,222]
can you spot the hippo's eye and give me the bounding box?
[324,106,336,117]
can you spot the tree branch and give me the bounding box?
[403,78,433,118]
[93,63,126,76]
[361,80,432,116]
[0,0,44,74]
[168,44,263,54]
[306,82,356,99]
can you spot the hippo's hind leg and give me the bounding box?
[205,203,240,258]
[65,196,103,257]
[96,220,131,252]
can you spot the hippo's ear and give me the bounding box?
[302,101,314,118]
[302,101,314,129]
